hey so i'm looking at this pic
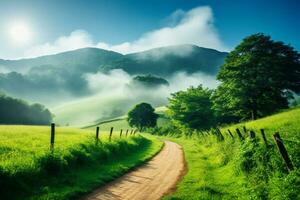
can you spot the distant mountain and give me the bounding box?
[101,45,228,76]
[0,48,123,73]
[0,45,227,76]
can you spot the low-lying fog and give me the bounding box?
[52,69,219,126]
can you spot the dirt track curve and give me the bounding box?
[81,141,185,200]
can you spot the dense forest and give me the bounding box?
[0,93,52,125]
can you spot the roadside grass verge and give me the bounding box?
[0,125,163,200]
[161,137,248,200]
[160,108,300,200]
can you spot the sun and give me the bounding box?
[9,21,33,44]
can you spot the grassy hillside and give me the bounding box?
[220,108,300,144]
[0,125,163,200]
[162,108,300,200]
[85,106,170,131]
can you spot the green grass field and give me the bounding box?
[162,108,300,200]
[0,125,163,200]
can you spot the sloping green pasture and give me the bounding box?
[163,108,300,200]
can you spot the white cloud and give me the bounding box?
[24,6,226,58]
[98,6,227,53]
[25,30,93,58]
[84,69,131,93]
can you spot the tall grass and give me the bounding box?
[0,125,163,199]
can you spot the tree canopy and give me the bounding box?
[131,74,169,88]
[0,93,53,125]
[213,33,300,120]
[127,102,158,131]
[167,85,215,130]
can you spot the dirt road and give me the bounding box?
[82,141,185,200]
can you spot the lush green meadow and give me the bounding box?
[162,108,300,200]
[0,125,163,200]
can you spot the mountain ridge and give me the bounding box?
[0,44,228,76]
[0,44,227,61]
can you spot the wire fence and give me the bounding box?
[210,126,297,173]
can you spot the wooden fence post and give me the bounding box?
[96,126,99,140]
[236,128,244,141]
[243,126,247,133]
[109,127,113,142]
[260,129,268,147]
[50,123,55,152]
[249,130,256,139]
[216,128,224,141]
[228,129,234,139]
[273,132,294,172]
[120,129,123,138]
[126,129,129,137]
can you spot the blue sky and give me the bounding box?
[0,0,299,59]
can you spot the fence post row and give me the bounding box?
[49,124,139,153]
[260,129,268,147]
[236,128,244,141]
[273,132,294,172]
[109,127,114,142]
[50,123,55,152]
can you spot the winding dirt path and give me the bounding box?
[81,141,185,200]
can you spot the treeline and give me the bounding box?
[0,93,53,125]
[158,33,300,134]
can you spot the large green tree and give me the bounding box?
[213,33,300,120]
[167,85,215,130]
[127,103,158,131]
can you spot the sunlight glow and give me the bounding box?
[9,21,33,44]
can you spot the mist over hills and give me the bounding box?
[0,48,123,73]
[101,45,227,76]
[0,44,227,125]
